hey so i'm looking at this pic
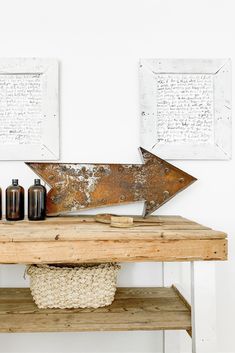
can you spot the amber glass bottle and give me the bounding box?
[28,179,46,221]
[6,179,25,221]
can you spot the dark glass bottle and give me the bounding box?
[0,187,2,220]
[6,179,25,221]
[28,179,46,221]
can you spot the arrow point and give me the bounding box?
[139,147,197,217]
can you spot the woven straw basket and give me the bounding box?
[27,263,120,309]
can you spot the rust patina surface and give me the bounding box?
[26,148,196,217]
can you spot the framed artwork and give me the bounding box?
[0,58,59,160]
[139,59,232,160]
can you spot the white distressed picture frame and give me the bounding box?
[140,59,232,160]
[0,58,59,160]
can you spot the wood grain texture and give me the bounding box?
[0,287,191,333]
[0,239,227,264]
[0,216,225,241]
[0,216,227,263]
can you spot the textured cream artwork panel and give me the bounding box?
[140,59,232,160]
[0,58,59,160]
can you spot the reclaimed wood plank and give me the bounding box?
[0,215,189,225]
[0,215,207,228]
[0,238,227,264]
[0,287,191,333]
[0,219,225,242]
[0,215,227,263]
[0,226,220,242]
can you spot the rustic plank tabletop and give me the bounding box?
[0,216,227,263]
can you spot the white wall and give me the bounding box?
[0,0,234,352]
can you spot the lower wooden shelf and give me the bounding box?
[0,286,191,333]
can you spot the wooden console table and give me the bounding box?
[0,215,227,353]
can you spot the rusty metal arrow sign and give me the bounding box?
[26,148,196,217]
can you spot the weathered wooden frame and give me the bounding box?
[0,58,59,160]
[139,59,232,160]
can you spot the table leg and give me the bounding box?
[191,262,217,353]
[162,262,166,353]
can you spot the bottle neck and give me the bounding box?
[12,179,18,186]
[34,179,41,186]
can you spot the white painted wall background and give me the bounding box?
[0,0,234,352]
